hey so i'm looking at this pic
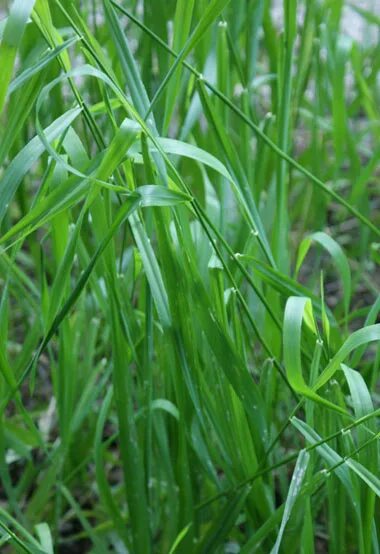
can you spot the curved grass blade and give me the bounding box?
[284,296,347,413]
[296,231,352,317]
[315,324,380,390]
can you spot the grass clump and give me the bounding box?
[0,0,379,552]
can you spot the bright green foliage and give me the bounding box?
[0,0,379,552]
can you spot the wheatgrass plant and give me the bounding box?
[0,0,379,552]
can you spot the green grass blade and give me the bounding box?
[0,0,35,113]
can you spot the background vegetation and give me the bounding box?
[0,0,379,552]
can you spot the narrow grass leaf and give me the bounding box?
[270,449,310,554]
[0,108,81,224]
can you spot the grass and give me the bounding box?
[0,0,379,552]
